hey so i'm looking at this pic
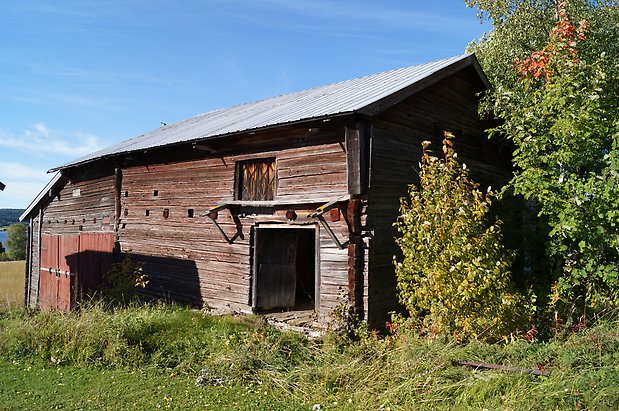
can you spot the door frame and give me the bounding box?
[252,223,320,312]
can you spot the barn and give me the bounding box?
[20,54,510,327]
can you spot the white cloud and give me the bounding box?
[0,123,102,157]
[0,179,53,210]
[0,162,49,181]
[0,162,52,209]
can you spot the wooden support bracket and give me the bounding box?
[203,204,243,244]
[308,197,350,250]
[316,215,349,250]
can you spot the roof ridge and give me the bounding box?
[51,54,478,172]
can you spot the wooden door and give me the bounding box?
[253,228,299,310]
[39,234,78,311]
[38,233,113,311]
[39,234,59,311]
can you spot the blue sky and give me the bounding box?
[0,0,490,209]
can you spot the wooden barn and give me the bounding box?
[20,54,510,327]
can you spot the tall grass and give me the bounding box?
[0,260,24,308]
[1,303,618,410]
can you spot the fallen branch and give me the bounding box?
[457,360,550,377]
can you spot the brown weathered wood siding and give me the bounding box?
[119,141,350,317]
[26,213,41,308]
[26,169,116,308]
[41,170,116,236]
[366,68,510,327]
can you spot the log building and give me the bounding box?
[20,54,510,327]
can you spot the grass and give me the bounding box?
[1,303,619,410]
[0,360,291,410]
[0,260,24,309]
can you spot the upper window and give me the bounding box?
[236,158,277,201]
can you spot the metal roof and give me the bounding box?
[52,54,486,171]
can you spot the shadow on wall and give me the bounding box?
[59,251,203,307]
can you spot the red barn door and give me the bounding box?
[38,233,114,311]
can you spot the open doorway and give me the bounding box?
[252,226,317,312]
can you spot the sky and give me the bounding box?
[0,0,491,209]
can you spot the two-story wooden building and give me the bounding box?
[20,54,510,327]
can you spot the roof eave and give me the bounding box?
[48,112,355,173]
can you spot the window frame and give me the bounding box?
[235,157,277,201]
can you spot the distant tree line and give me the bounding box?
[0,209,24,227]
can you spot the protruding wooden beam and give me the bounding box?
[114,167,122,233]
[458,361,551,377]
[345,121,370,195]
[346,198,364,320]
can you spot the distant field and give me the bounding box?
[0,260,24,308]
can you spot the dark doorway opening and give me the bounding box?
[252,226,316,312]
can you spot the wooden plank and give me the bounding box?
[345,122,369,195]
[458,361,551,377]
[57,235,80,312]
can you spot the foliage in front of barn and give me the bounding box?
[101,256,149,306]
[393,135,528,341]
[2,302,619,410]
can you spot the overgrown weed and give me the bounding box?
[1,304,619,409]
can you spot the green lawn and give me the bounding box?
[0,360,294,410]
[0,260,24,309]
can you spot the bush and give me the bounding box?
[101,256,148,305]
[393,134,528,341]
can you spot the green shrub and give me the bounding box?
[394,134,528,341]
[469,0,619,320]
[101,256,149,305]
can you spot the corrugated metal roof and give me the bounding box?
[53,54,484,171]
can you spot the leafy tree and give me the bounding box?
[467,0,619,316]
[394,135,526,341]
[5,223,27,261]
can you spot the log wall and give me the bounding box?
[26,168,116,308]
[366,67,511,327]
[41,170,116,236]
[119,141,350,318]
